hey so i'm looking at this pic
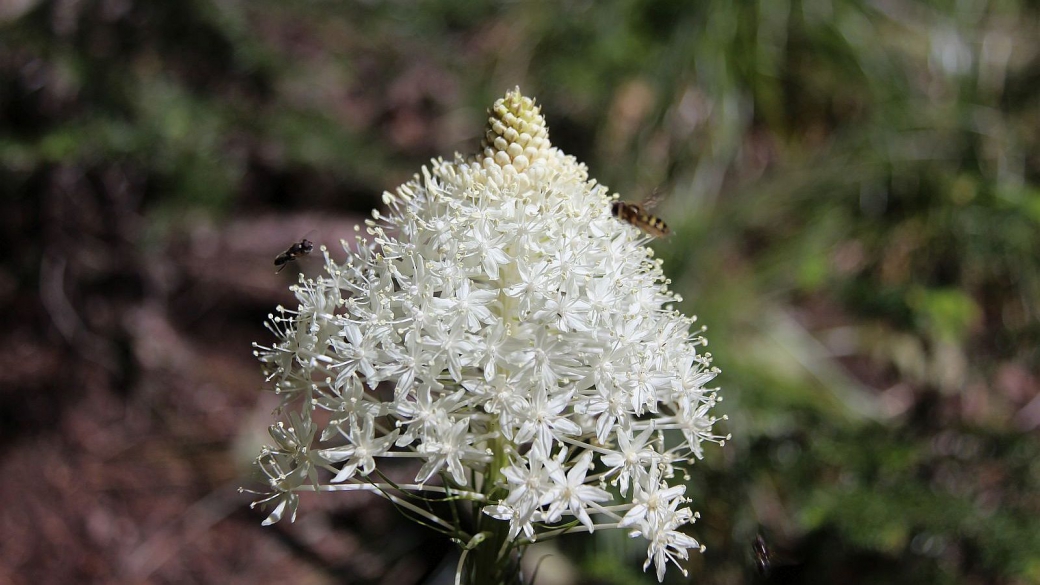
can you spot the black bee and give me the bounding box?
[274,239,313,272]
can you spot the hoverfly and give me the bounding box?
[274,238,313,272]
[751,531,799,577]
[752,533,772,576]
[611,189,670,237]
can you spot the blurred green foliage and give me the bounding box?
[3,0,1038,583]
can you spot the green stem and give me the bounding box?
[464,424,520,585]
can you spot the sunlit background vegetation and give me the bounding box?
[2,1,1038,583]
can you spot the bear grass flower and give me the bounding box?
[249,88,726,583]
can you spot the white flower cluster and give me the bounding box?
[251,88,725,581]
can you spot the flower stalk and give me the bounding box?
[249,88,726,582]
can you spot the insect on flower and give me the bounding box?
[611,190,670,237]
[250,89,726,584]
[274,238,313,273]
